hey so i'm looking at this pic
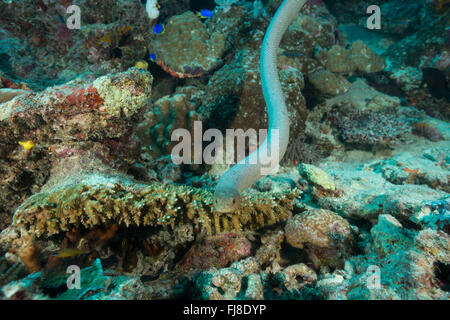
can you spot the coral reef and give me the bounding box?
[0,68,152,226]
[0,0,153,89]
[9,172,299,239]
[0,0,449,302]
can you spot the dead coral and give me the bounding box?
[273,263,317,292]
[254,229,285,267]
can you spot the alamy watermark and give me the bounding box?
[170,121,280,175]
[66,265,81,290]
[366,265,381,290]
[366,5,381,30]
[53,3,384,32]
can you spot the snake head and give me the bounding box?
[213,187,241,213]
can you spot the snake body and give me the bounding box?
[213,0,306,212]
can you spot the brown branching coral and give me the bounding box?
[11,173,300,239]
[136,92,201,160]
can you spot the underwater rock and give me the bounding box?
[254,229,284,267]
[255,174,297,194]
[92,68,153,117]
[312,162,448,223]
[412,196,450,232]
[102,278,152,300]
[325,45,356,73]
[325,78,401,112]
[244,273,265,300]
[285,208,354,268]
[151,11,228,78]
[333,109,411,147]
[273,263,317,292]
[204,5,248,48]
[374,152,449,193]
[368,215,450,299]
[299,163,335,191]
[348,40,386,73]
[370,214,415,257]
[316,213,450,300]
[390,66,423,93]
[412,121,444,142]
[0,68,152,142]
[178,232,252,272]
[0,0,152,89]
[308,69,351,97]
[323,41,386,74]
[282,5,338,60]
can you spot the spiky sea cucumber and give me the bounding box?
[213,0,307,213]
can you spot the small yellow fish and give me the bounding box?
[18,140,35,150]
[53,248,88,259]
[135,61,149,70]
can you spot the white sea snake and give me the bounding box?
[213,0,307,212]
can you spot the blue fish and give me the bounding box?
[56,14,65,25]
[149,53,157,62]
[282,50,304,57]
[198,9,213,19]
[153,23,165,34]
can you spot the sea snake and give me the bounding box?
[213,0,306,212]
